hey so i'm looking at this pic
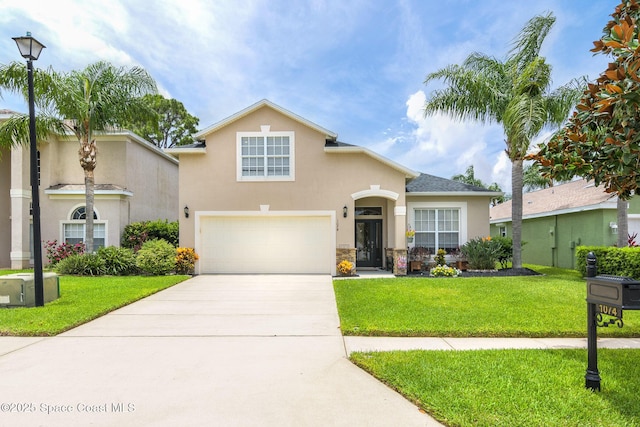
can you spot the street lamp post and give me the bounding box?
[12,32,46,307]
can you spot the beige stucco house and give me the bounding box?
[166,100,499,276]
[0,110,179,269]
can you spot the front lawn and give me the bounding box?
[333,265,640,337]
[352,348,640,427]
[0,274,188,336]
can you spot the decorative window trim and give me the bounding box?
[236,130,295,182]
[407,201,468,250]
[60,221,108,248]
[60,205,108,248]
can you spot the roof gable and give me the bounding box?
[490,179,617,222]
[195,99,338,140]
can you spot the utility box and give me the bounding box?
[0,273,60,307]
[586,275,640,317]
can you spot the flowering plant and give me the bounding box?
[175,247,199,274]
[429,264,461,277]
[45,240,85,266]
[434,248,447,266]
[337,259,354,276]
[406,226,415,238]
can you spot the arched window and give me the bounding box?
[70,206,98,220]
[63,206,106,248]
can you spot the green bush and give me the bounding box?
[492,236,513,268]
[135,239,176,275]
[121,219,179,251]
[97,246,138,276]
[576,246,640,278]
[461,236,502,270]
[56,253,106,276]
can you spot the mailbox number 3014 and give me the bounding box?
[597,304,620,318]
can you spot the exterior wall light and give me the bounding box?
[184,205,190,218]
[610,222,618,234]
[343,205,348,218]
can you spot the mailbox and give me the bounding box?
[0,273,60,307]
[586,274,640,317]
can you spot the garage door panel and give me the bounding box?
[199,215,333,274]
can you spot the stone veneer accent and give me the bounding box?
[336,248,356,271]
[393,248,407,276]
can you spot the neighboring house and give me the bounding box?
[489,179,640,270]
[0,110,179,269]
[166,99,500,275]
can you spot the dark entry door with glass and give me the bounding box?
[355,219,382,268]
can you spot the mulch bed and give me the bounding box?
[406,268,541,277]
[460,268,541,277]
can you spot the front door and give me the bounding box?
[355,219,382,268]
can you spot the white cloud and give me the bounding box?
[392,90,507,186]
[4,0,133,68]
[491,152,512,193]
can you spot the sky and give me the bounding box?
[0,0,620,193]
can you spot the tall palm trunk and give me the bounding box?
[511,159,524,268]
[79,137,97,253]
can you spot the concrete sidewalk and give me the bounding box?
[0,275,439,427]
[344,336,640,354]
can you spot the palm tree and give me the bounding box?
[451,165,484,187]
[423,13,582,268]
[0,61,157,252]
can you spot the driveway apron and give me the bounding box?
[0,275,437,426]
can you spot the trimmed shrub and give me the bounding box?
[461,236,502,270]
[576,246,640,278]
[175,247,199,275]
[97,246,138,276]
[135,239,176,275]
[56,253,106,276]
[121,219,179,251]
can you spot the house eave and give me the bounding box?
[324,145,419,179]
[195,99,338,140]
[44,189,133,197]
[164,147,206,155]
[408,191,502,197]
[490,200,619,224]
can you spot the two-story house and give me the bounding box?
[166,100,499,276]
[0,110,179,269]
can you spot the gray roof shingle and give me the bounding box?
[406,173,494,193]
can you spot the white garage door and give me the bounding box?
[198,214,334,274]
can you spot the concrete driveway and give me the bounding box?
[0,275,438,426]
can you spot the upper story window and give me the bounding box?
[237,129,295,181]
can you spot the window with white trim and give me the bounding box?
[414,208,460,254]
[237,130,295,181]
[63,207,106,248]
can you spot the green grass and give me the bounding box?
[352,348,640,427]
[334,265,640,337]
[0,274,188,336]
